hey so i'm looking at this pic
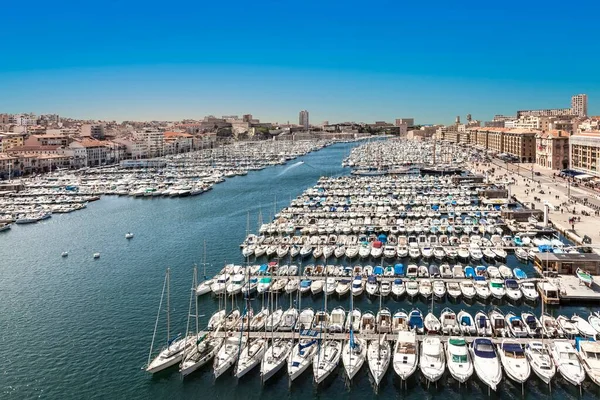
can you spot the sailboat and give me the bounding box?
[195,242,214,296]
[342,290,366,380]
[180,266,223,377]
[146,268,194,373]
[368,285,390,389]
[235,287,267,378]
[261,284,293,382]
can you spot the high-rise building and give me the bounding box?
[571,94,588,118]
[299,110,309,129]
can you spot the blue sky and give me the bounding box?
[0,0,597,124]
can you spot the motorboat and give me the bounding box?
[196,279,215,296]
[367,336,391,386]
[424,312,441,334]
[366,275,379,296]
[313,339,342,384]
[457,310,476,335]
[392,279,405,297]
[577,340,600,386]
[549,341,585,386]
[576,267,594,287]
[224,309,241,330]
[489,308,507,337]
[589,313,600,335]
[521,312,543,338]
[261,338,293,382]
[488,279,505,299]
[572,314,598,338]
[447,282,461,299]
[470,338,502,391]
[288,338,318,381]
[312,310,330,332]
[408,309,424,334]
[257,277,272,294]
[406,281,419,298]
[520,282,539,301]
[345,309,362,332]
[392,310,409,333]
[335,279,351,297]
[440,264,453,278]
[330,307,346,333]
[440,308,459,335]
[497,340,530,384]
[299,279,312,295]
[504,279,522,302]
[475,311,492,336]
[235,338,267,378]
[351,276,364,296]
[445,337,473,383]
[207,310,226,331]
[324,277,337,296]
[557,315,580,338]
[419,279,432,299]
[540,313,563,338]
[342,335,367,380]
[498,265,513,279]
[266,309,284,331]
[419,336,445,383]
[432,280,446,299]
[295,308,315,331]
[505,312,527,338]
[226,273,245,295]
[524,341,555,385]
[393,330,418,381]
[279,308,299,331]
[360,311,377,334]
[459,280,476,299]
[214,335,247,378]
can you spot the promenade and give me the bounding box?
[469,161,600,248]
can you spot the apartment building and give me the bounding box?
[570,131,600,176]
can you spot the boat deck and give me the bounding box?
[552,275,600,303]
[211,330,571,345]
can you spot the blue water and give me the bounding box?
[1,141,599,399]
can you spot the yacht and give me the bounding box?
[214,335,247,378]
[313,340,342,384]
[261,338,293,382]
[419,336,445,383]
[445,337,473,383]
[342,336,367,380]
[288,338,318,381]
[524,341,555,385]
[180,333,223,377]
[235,338,267,378]
[368,337,391,387]
[497,340,530,384]
[393,330,418,381]
[549,341,585,386]
[470,338,502,391]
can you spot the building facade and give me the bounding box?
[571,94,588,118]
[570,131,600,176]
[299,110,309,129]
[535,130,569,170]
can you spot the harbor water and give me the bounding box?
[1,141,599,399]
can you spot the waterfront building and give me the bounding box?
[299,110,309,129]
[536,130,569,170]
[570,131,600,176]
[134,129,164,157]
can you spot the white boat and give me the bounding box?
[288,338,318,381]
[419,336,445,383]
[266,308,284,331]
[345,308,362,332]
[419,279,432,298]
[261,338,293,382]
[296,308,315,331]
[488,279,505,299]
[497,340,530,383]
[313,340,342,384]
[368,336,391,386]
[549,341,585,386]
[447,281,461,299]
[406,281,419,298]
[359,244,371,259]
[572,314,598,338]
[474,279,490,300]
[424,312,441,334]
[93,252,100,259]
[577,340,600,386]
[433,280,446,299]
[392,279,405,297]
[589,313,600,335]
[208,310,226,331]
[360,311,377,334]
[380,280,392,297]
[474,311,492,336]
[459,280,476,299]
[351,276,364,296]
[366,275,379,296]
[345,246,359,259]
[226,273,245,295]
[235,338,267,378]
[440,308,459,335]
[489,309,507,337]
[392,310,409,333]
[310,279,325,295]
[312,310,330,332]
[498,265,513,279]
[146,269,194,374]
[521,312,543,338]
[214,335,247,378]
[504,279,522,301]
[505,312,527,338]
[211,274,231,295]
[376,308,392,333]
[342,335,367,380]
[180,333,223,377]
[61,251,69,257]
[470,338,502,391]
[285,278,299,294]
[335,279,351,297]
[540,313,563,338]
[445,337,473,383]
[324,277,337,296]
[196,279,214,296]
[279,308,299,331]
[330,307,346,333]
[557,315,579,338]
[520,282,539,301]
[125,232,134,239]
[524,341,555,385]
[457,310,476,336]
[393,330,418,381]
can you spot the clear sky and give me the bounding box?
[1,0,597,124]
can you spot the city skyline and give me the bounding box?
[1,0,598,123]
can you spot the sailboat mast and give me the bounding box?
[147,269,168,366]
[166,268,171,343]
[194,266,199,335]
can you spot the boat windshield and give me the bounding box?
[560,352,579,360]
[586,351,600,360]
[452,354,468,363]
